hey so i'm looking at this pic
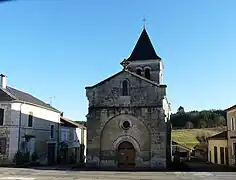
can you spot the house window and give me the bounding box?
[0,138,6,154]
[232,118,235,130]
[122,80,129,96]
[50,125,54,138]
[145,68,151,80]
[28,112,33,127]
[0,108,4,126]
[136,68,142,76]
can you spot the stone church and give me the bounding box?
[85,28,171,169]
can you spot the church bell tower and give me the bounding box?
[121,28,163,84]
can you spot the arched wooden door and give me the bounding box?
[118,141,135,168]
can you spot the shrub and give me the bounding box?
[13,151,30,165]
[31,152,38,162]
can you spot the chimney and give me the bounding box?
[0,74,7,89]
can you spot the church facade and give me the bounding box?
[85,28,171,169]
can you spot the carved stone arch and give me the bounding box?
[135,67,142,76]
[144,66,151,71]
[113,135,141,153]
[100,114,151,153]
[100,113,151,138]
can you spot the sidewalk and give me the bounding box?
[30,164,80,171]
[185,160,236,172]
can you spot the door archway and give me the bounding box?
[118,141,135,168]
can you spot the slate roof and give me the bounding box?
[0,86,60,113]
[85,69,167,89]
[207,131,228,140]
[126,28,161,61]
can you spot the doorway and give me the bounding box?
[48,143,56,165]
[225,147,229,165]
[214,146,218,164]
[220,147,224,164]
[118,141,135,168]
[234,143,236,165]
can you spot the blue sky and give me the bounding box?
[1,0,236,121]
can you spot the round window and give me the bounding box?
[122,121,131,130]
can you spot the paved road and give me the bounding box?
[0,168,236,180]
[186,160,236,172]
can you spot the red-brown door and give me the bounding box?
[118,141,135,168]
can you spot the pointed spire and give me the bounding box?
[127,28,161,61]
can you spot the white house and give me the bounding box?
[0,74,61,165]
[59,117,87,164]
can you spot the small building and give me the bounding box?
[172,141,191,161]
[59,117,87,164]
[185,121,194,129]
[225,105,236,166]
[0,74,61,165]
[207,131,229,165]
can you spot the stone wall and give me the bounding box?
[86,71,166,108]
[0,103,12,164]
[86,70,168,169]
[126,59,163,84]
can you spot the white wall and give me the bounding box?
[163,97,171,122]
[75,127,87,158]
[76,128,82,143]
[11,103,60,125]
[84,129,87,157]
[8,102,61,162]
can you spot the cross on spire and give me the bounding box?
[142,17,147,29]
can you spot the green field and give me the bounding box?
[171,127,226,150]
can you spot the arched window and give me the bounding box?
[122,80,128,96]
[145,68,151,80]
[136,68,142,76]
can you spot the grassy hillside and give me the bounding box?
[171,127,226,150]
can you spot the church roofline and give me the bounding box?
[85,70,167,89]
